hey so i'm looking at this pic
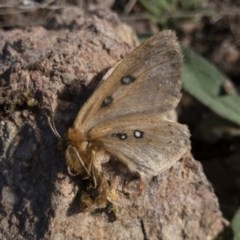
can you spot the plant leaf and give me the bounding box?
[182,47,240,126]
[232,209,240,240]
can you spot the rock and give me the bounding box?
[0,8,227,240]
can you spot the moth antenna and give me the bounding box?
[47,116,62,141]
[46,97,62,142]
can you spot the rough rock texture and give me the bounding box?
[0,9,227,240]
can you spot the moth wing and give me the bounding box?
[89,116,190,177]
[73,30,183,132]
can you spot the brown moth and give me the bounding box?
[65,30,190,207]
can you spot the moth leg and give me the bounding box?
[91,168,97,189]
[90,150,97,188]
[137,178,146,193]
[122,174,146,197]
[70,148,97,188]
[75,146,90,175]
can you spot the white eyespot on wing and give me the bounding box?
[111,132,128,140]
[134,130,144,138]
[102,96,114,107]
[121,75,136,85]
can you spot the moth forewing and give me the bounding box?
[72,30,182,132]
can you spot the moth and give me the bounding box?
[65,30,190,207]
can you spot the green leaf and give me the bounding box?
[232,209,240,240]
[139,0,177,24]
[182,47,240,126]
